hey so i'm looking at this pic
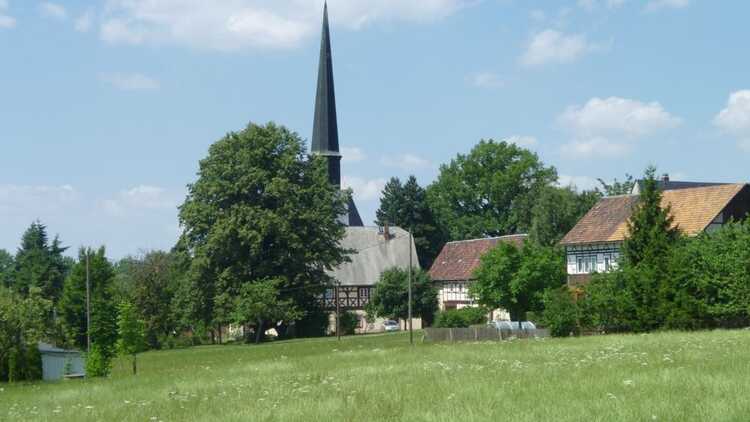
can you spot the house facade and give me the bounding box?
[560,183,750,286]
[429,234,526,319]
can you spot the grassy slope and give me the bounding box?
[2,330,750,421]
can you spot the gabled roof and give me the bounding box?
[328,226,418,286]
[560,184,747,245]
[428,234,527,282]
[631,180,728,194]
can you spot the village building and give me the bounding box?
[310,4,419,332]
[429,235,527,320]
[560,181,750,286]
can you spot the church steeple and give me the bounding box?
[312,2,341,187]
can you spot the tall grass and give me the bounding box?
[2,330,750,421]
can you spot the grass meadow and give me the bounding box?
[2,329,750,421]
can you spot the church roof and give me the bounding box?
[327,226,418,286]
[311,2,339,157]
[560,184,748,245]
[429,235,527,282]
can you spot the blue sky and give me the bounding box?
[2,0,750,259]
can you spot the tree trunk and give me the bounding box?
[255,319,264,344]
[132,353,137,375]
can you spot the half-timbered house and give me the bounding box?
[429,234,527,319]
[560,182,750,286]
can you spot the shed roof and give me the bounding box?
[428,234,527,282]
[327,226,418,286]
[560,184,747,245]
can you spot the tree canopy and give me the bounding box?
[471,241,566,323]
[366,267,438,325]
[178,122,349,339]
[13,221,69,303]
[426,140,557,241]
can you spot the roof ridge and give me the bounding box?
[444,234,528,245]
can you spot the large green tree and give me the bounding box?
[529,186,602,246]
[426,140,557,241]
[375,176,445,268]
[0,286,51,382]
[365,267,438,325]
[58,247,118,355]
[13,221,69,302]
[178,122,348,339]
[471,241,566,326]
[232,278,301,343]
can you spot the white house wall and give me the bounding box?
[565,243,621,275]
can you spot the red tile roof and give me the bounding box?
[428,234,527,281]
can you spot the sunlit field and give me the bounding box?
[2,330,750,421]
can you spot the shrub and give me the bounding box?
[294,307,330,338]
[434,307,487,328]
[338,311,359,336]
[85,344,112,378]
[541,287,580,337]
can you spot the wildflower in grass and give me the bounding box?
[623,380,634,387]
[607,393,617,399]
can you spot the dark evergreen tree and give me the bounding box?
[13,221,69,303]
[58,247,118,355]
[375,176,445,268]
[620,166,681,331]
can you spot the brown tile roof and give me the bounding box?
[428,234,527,281]
[560,184,747,245]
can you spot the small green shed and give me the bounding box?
[38,343,85,381]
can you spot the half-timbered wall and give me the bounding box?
[565,243,621,275]
[323,286,373,310]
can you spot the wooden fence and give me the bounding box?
[423,326,549,343]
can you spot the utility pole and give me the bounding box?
[86,249,91,354]
[408,227,414,346]
[335,282,341,341]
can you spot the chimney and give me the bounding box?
[661,174,670,183]
[382,222,392,241]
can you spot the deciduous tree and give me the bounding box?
[178,122,348,339]
[365,267,438,325]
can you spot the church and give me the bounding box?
[311,3,420,333]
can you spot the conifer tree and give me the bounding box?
[620,166,681,331]
[375,176,445,268]
[59,247,118,355]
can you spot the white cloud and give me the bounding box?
[100,73,160,91]
[468,72,504,89]
[0,0,14,29]
[578,0,627,11]
[342,176,387,202]
[100,185,180,217]
[561,138,631,158]
[0,14,13,28]
[559,96,681,139]
[39,2,67,20]
[98,0,472,51]
[557,174,599,191]
[505,135,538,148]
[0,184,78,214]
[645,0,689,12]
[714,90,750,151]
[521,30,603,67]
[380,153,433,171]
[75,10,93,32]
[341,146,365,163]
[558,97,679,158]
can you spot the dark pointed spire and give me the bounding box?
[312,1,341,186]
